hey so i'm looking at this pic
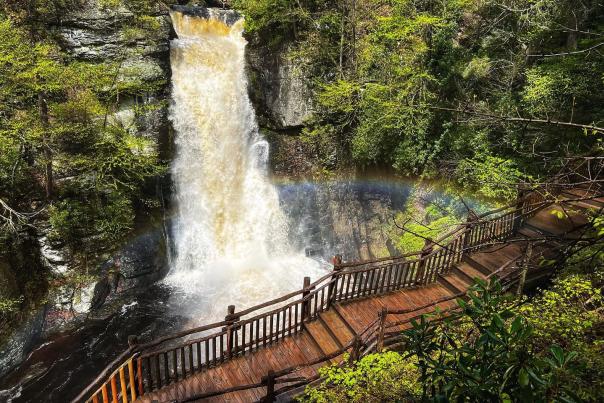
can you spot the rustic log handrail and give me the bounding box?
[76,187,558,403]
[174,269,526,403]
[87,241,548,403]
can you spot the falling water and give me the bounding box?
[167,9,323,316]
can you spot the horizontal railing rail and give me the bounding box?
[76,187,560,403]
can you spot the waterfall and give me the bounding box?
[166,9,322,314]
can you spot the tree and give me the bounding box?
[0,16,164,256]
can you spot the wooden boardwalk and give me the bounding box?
[77,187,603,403]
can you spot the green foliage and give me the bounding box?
[240,0,604,196]
[462,56,491,80]
[516,273,604,400]
[303,276,602,402]
[122,14,164,42]
[232,0,310,41]
[0,15,164,256]
[0,296,23,315]
[394,212,457,253]
[387,185,483,254]
[400,279,587,402]
[99,0,121,9]
[523,58,593,116]
[519,275,602,346]
[0,0,173,334]
[49,191,135,248]
[299,351,421,402]
[455,156,528,200]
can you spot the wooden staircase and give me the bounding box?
[76,187,603,403]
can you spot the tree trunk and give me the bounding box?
[38,93,53,200]
[516,242,532,296]
[351,0,356,73]
[339,1,346,78]
[566,15,578,50]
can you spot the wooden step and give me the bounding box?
[448,271,473,290]
[496,243,525,260]
[317,315,344,349]
[469,250,511,272]
[452,265,478,285]
[462,255,492,276]
[526,205,589,236]
[437,274,464,294]
[304,319,341,356]
[319,309,355,346]
[562,188,604,205]
[289,331,325,367]
[524,222,556,237]
[332,304,358,336]
[561,197,604,211]
[454,262,488,282]
[518,226,548,239]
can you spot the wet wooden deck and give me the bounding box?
[137,194,601,403]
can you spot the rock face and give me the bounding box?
[268,132,318,176]
[0,260,19,307]
[0,235,48,378]
[0,308,45,379]
[36,0,173,312]
[247,44,314,130]
[280,181,411,261]
[56,1,171,60]
[53,0,172,147]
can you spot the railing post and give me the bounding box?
[225,305,237,358]
[301,276,312,321]
[516,242,533,296]
[327,255,343,307]
[417,238,434,285]
[513,185,527,233]
[127,335,139,400]
[376,307,387,352]
[136,357,144,397]
[462,210,478,256]
[262,370,276,402]
[348,335,361,365]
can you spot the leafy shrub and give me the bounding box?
[519,275,602,347]
[455,156,528,200]
[299,352,421,402]
[303,277,602,402]
[0,296,23,315]
[49,191,134,248]
[401,280,589,402]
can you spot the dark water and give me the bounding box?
[0,285,180,402]
[0,177,491,402]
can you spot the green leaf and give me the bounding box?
[550,344,564,364]
[518,368,529,387]
[510,316,523,333]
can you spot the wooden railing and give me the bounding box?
[175,258,533,403]
[75,189,551,403]
[86,355,140,403]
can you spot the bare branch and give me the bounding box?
[427,106,604,134]
[527,41,604,58]
[0,198,43,233]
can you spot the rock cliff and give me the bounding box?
[53,0,172,146]
[247,43,314,130]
